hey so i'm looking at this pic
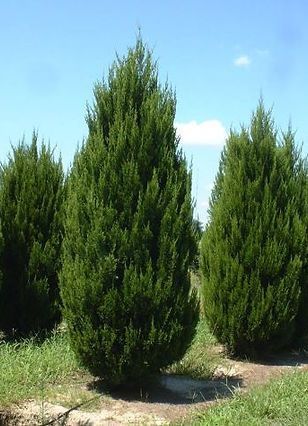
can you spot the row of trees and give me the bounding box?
[0,39,199,386]
[0,38,307,385]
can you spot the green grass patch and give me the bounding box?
[0,318,223,409]
[191,369,308,425]
[0,311,224,414]
[167,272,225,380]
[167,318,224,379]
[0,330,95,408]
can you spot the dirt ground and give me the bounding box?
[2,350,308,426]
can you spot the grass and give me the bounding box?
[0,329,98,409]
[1,319,308,426]
[0,317,222,411]
[168,271,226,380]
[189,369,308,425]
[167,318,224,379]
[0,316,222,412]
[1,268,307,424]
[0,272,212,411]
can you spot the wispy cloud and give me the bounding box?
[234,55,251,67]
[176,120,227,146]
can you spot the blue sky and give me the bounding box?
[1,1,307,223]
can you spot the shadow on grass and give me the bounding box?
[226,346,308,368]
[88,373,243,405]
[252,350,308,368]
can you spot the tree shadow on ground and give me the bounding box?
[88,374,243,405]
[231,349,308,368]
[257,351,308,367]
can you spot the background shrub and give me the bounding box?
[201,102,307,356]
[0,133,64,336]
[60,38,199,386]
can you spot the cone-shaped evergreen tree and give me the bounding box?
[60,38,199,386]
[282,132,308,342]
[0,225,3,302]
[0,133,64,336]
[201,102,307,356]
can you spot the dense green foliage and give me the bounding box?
[292,144,308,341]
[201,102,307,356]
[0,224,2,298]
[0,134,64,336]
[60,39,199,386]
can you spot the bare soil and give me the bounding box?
[2,350,308,425]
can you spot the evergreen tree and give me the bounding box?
[60,38,199,386]
[281,132,308,342]
[0,133,64,336]
[0,224,3,303]
[201,102,307,356]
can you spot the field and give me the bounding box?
[192,369,308,425]
[1,320,308,425]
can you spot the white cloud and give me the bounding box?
[176,119,227,146]
[234,55,251,67]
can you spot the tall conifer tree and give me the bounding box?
[281,131,308,342]
[201,102,307,355]
[0,225,3,302]
[0,133,64,335]
[60,38,198,385]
